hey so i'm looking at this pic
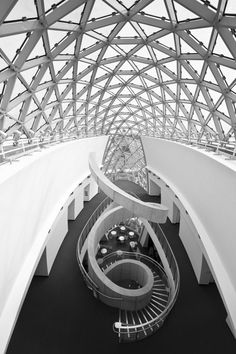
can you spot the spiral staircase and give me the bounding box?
[116,267,170,342]
[77,190,180,342]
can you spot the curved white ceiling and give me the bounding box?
[0,0,236,143]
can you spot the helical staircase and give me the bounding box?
[76,194,179,342]
[76,152,179,342]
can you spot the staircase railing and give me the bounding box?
[76,189,180,342]
[102,250,169,288]
[76,196,125,304]
[77,196,112,255]
[112,224,180,342]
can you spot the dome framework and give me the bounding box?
[0,0,236,174]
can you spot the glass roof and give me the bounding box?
[0,0,236,144]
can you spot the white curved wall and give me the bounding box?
[0,136,108,353]
[142,136,236,336]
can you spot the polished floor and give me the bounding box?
[7,181,236,354]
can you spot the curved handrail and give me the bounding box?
[89,152,168,223]
[76,196,125,303]
[76,187,179,341]
[102,251,169,289]
[1,133,235,166]
[77,196,113,254]
[159,136,236,159]
[0,133,102,165]
[112,225,180,338]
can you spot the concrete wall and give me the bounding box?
[0,136,108,354]
[142,136,236,338]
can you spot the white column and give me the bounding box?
[148,175,161,196]
[179,212,213,284]
[161,188,180,224]
[84,177,99,202]
[35,207,68,276]
[68,187,84,220]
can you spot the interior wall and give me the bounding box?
[0,136,108,353]
[142,136,236,336]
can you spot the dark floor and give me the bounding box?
[7,181,236,354]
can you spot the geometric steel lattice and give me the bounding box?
[0,0,236,146]
[103,133,147,189]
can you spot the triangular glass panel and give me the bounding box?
[158,33,175,49]
[96,24,117,37]
[0,34,26,61]
[164,90,174,101]
[119,60,135,71]
[152,47,168,60]
[78,60,92,73]
[103,61,119,71]
[121,87,132,95]
[185,83,197,96]
[28,37,46,60]
[23,116,34,129]
[213,34,234,59]
[64,66,73,79]
[219,65,236,86]
[133,61,149,70]
[217,100,229,116]
[164,60,177,73]
[81,71,93,82]
[7,104,21,120]
[152,86,162,97]
[168,83,177,95]
[131,76,144,86]
[161,70,172,81]
[197,90,208,105]
[89,0,115,20]
[180,38,196,54]
[61,3,85,23]
[144,1,169,19]
[140,24,160,36]
[11,78,27,99]
[104,45,120,57]
[49,90,57,103]
[181,65,193,79]
[117,22,139,37]
[220,118,231,135]
[204,67,218,85]
[0,56,8,71]
[187,60,204,75]
[108,76,122,86]
[191,28,212,48]
[81,34,99,50]
[135,45,152,59]
[48,29,66,50]
[174,2,199,21]
[5,0,37,21]
[225,1,236,14]
[60,41,76,55]
[117,44,137,54]
[20,66,39,85]
[41,67,53,83]
[35,116,46,131]
[53,61,67,75]
[28,98,39,114]
[35,88,47,103]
